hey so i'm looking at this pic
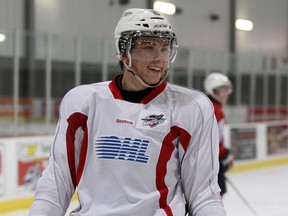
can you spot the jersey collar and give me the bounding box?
[109,74,167,104]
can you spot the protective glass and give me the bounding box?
[119,30,178,63]
[130,36,171,62]
[214,85,232,95]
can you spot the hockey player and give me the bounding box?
[204,73,234,197]
[30,8,226,216]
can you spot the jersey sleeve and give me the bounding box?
[179,94,226,216]
[30,86,89,215]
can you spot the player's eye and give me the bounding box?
[161,46,170,53]
[143,44,155,50]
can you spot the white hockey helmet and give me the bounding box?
[204,72,232,97]
[114,8,178,63]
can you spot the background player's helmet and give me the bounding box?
[204,72,232,97]
[114,8,178,63]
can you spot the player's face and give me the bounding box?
[214,86,231,103]
[129,36,170,85]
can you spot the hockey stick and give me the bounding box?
[226,177,258,216]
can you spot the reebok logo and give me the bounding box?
[116,118,134,126]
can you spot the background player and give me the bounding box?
[204,72,234,197]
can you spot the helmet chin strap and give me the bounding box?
[123,52,169,88]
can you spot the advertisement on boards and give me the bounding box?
[231,127,257,160]
[17,139,51,193]
[267,124,288,155]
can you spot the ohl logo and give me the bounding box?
[141,114,166,128]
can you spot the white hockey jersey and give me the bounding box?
[30,76,226,216]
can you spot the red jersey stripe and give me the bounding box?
[156,126,187,216]
[66,112,88,188]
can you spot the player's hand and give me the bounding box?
[220,149,233,172]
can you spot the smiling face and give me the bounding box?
[121,36,171,90]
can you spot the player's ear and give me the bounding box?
[120,53,129,66]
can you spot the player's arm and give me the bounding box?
[30,88,88,215]
[218,119,233,173]
[180,95,226,216]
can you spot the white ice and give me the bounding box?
[223,164,288,216]
[2,164,288,216]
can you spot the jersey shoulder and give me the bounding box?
[60,81,111,117]
[165,83,214,112]
[65,81,110,98]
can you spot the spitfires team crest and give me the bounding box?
[136,110,169,132]
[141,114,166,128]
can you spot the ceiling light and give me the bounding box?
[235,19,253,31]
[153,1,176,15]
[0,34,6,42]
